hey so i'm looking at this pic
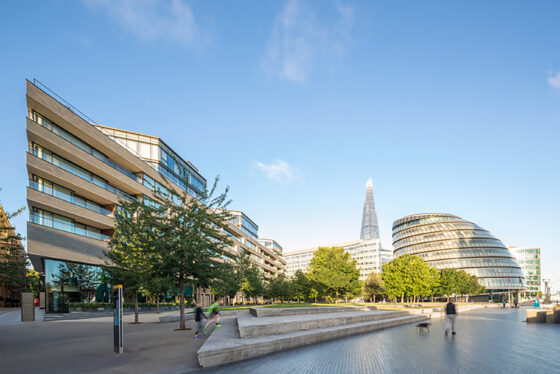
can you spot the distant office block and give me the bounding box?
[509,246,541,297]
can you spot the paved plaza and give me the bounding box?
[0,307,558,374]
[201,308,560,374]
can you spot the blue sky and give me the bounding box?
[1,1,559,290]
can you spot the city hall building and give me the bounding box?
[25,80,285,312]
[392,213,526,298]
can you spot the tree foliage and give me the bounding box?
[291,269,311,302]
[105,196,159,323]
[307,246,361,303]
[0,204,28,307]
[383,255,486,302]
[363,272,385,302]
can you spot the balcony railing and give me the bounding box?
[30,112,139,182]
[29,179,113,216]
[30,145,136,202]
[30,213,110,241]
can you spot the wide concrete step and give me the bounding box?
[198,313,428,368]
[238,309,411,338]
[249,306,378,317]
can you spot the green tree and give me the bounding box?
[245,268,265,302]
[144,275,174,313]
[363,272,385,302]
[382,254,436,302]
[439,268,466,301]
[26,270,41,298]
[0,205,28,307]
[428,267,441,302]
[408,256,434,302]
[291,270,311,302]
[152,177,232,330]
[266,275,290,303]
[309,287,319,303]
[382,258,407,302]
[307,247,361,303]
[210,261,241,305]
[105,196,159,323]
[235,250,254,304]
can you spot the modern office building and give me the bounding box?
[285,179,392,280]
[25,80,284,312]
[285,239,392,280]
[0,205,27,306]
[360,178,380,241]
[392,213,526,295]
[258,238,284,259]
[508,246,541,297]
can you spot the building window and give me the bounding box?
[31,207,110,241]
[44,259,105,313]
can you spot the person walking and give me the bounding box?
[203,297,223,333]
[194,300,207,339]
[445,298,457,336]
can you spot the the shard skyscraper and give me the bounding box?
[360,178,380,241]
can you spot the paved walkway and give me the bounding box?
[0,307,45,326]
[200,307,560,374]
[1,307,558,373]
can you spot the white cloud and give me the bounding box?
[264,0,353,83]
[548,71,560,89]
[83,0,207,47]
[256,159,302,184]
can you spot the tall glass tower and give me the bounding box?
[360,178,380,241]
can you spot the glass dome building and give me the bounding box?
[392,213,525,292]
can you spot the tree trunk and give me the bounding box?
[179,277,185,330]
[401,294,404,303]
[156,297,160,314]
[134,292,139,324]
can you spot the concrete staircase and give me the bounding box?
[197,307,428,368]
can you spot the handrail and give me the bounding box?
[32,79,98,125]
[29,179,113,216]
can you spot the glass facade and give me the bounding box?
[32,111,138,181]
[95,125,206,197]
[392,213,526,291]
[31,207,109,241]
[30,176,112,215]
[44,259,105,313]
[509,247,541,297]
[29,143,135,202]
[229,211,259,241]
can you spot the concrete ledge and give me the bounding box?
[198,313,427,367]
[249,306,378,317]
[527,308,560,324]
[238,310,410,338]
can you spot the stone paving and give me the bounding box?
[199,307,560,374]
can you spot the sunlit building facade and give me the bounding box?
[508,246,541,297]
[25,80,284,311]
[392,213,525,293]
[285,239,392,280]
